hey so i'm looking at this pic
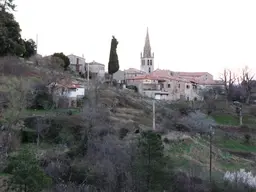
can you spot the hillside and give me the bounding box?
[0,58,256,191]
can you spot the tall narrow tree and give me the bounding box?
[108,36,119,82]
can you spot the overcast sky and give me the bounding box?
[14,0,256,79]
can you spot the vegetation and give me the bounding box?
[133,131,169,191]
[5,148,52,192]
[1,2,256,192]
[108,36,119,79]
[0,60,255,191]
[0,0,16,11]
[0,1,36,58]
[52,52,70,70]
[0,11,25,57]
[23,39,37,59]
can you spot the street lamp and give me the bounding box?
[209,125,215,183]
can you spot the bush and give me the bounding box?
[77,98,85,108]
[126,85,138,92]
[244,134,251,144]
[176,111,217,134]
[163,137,170,144]
[0,56,32,77]
[119,127,129,139]
[27,83,54,110]
[249,106,256,116]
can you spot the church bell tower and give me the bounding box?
[140,28,154,74]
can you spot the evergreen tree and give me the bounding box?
[23,39,37,58]
[0,11,25,57]
[6,148,52,192]
[52,52,70,70]
[133,130,168,192]
[108,36,119,79]
[0,1,37,57]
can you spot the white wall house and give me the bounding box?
[62,87,85,98]
[67,54,86,73]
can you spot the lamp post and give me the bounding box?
[209,125,215,183]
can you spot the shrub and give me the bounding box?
[244,134,251,144]
[126,85,138,92]
[0,56,32,77]
[119,127,129,139]
[26,83,54,110]
[249,106,256,116]
[163,137,170,144]
[176,111,217,134]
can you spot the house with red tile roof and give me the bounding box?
[48,78,85,108]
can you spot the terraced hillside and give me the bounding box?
[1,83,256,191]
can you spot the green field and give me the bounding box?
[211,113,256,126]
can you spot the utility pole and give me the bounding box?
[209,125,214,183]
[152,100,155,130]
[87,61,90,90]
[239,106,243,126]
[36,34,38,54]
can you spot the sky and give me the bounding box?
[14,0,256,79]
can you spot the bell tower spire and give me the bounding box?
[143,27,152,58]
[140,28,154,74]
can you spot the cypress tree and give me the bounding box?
[108,36,119,81]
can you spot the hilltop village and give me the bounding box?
[42,29,224,104]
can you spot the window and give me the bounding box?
[147,60,150,65]
[167,84,171,88]
[178,84,180,88]
[186,85,190,89]
[149,67,151,73]
[150,60,152,65]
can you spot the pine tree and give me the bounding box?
[0,11,25,56]
[6,148,52,192]
[133,130,168,192]
[108,36,119,80]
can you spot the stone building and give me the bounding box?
[125,28,221,101]
[67,54,86,74]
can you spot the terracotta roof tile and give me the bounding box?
[177,72,208,77]
[124,68,218,85]
[124,68,145,73]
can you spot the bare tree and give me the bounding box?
[0,76,31,129]
[0,56,33,77]
[36,117,50,146]
[0,76,31,172]
[220,69,236,106]
[240,66,255,104]
[36,57,72,108]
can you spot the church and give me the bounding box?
[120,29,221,100]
